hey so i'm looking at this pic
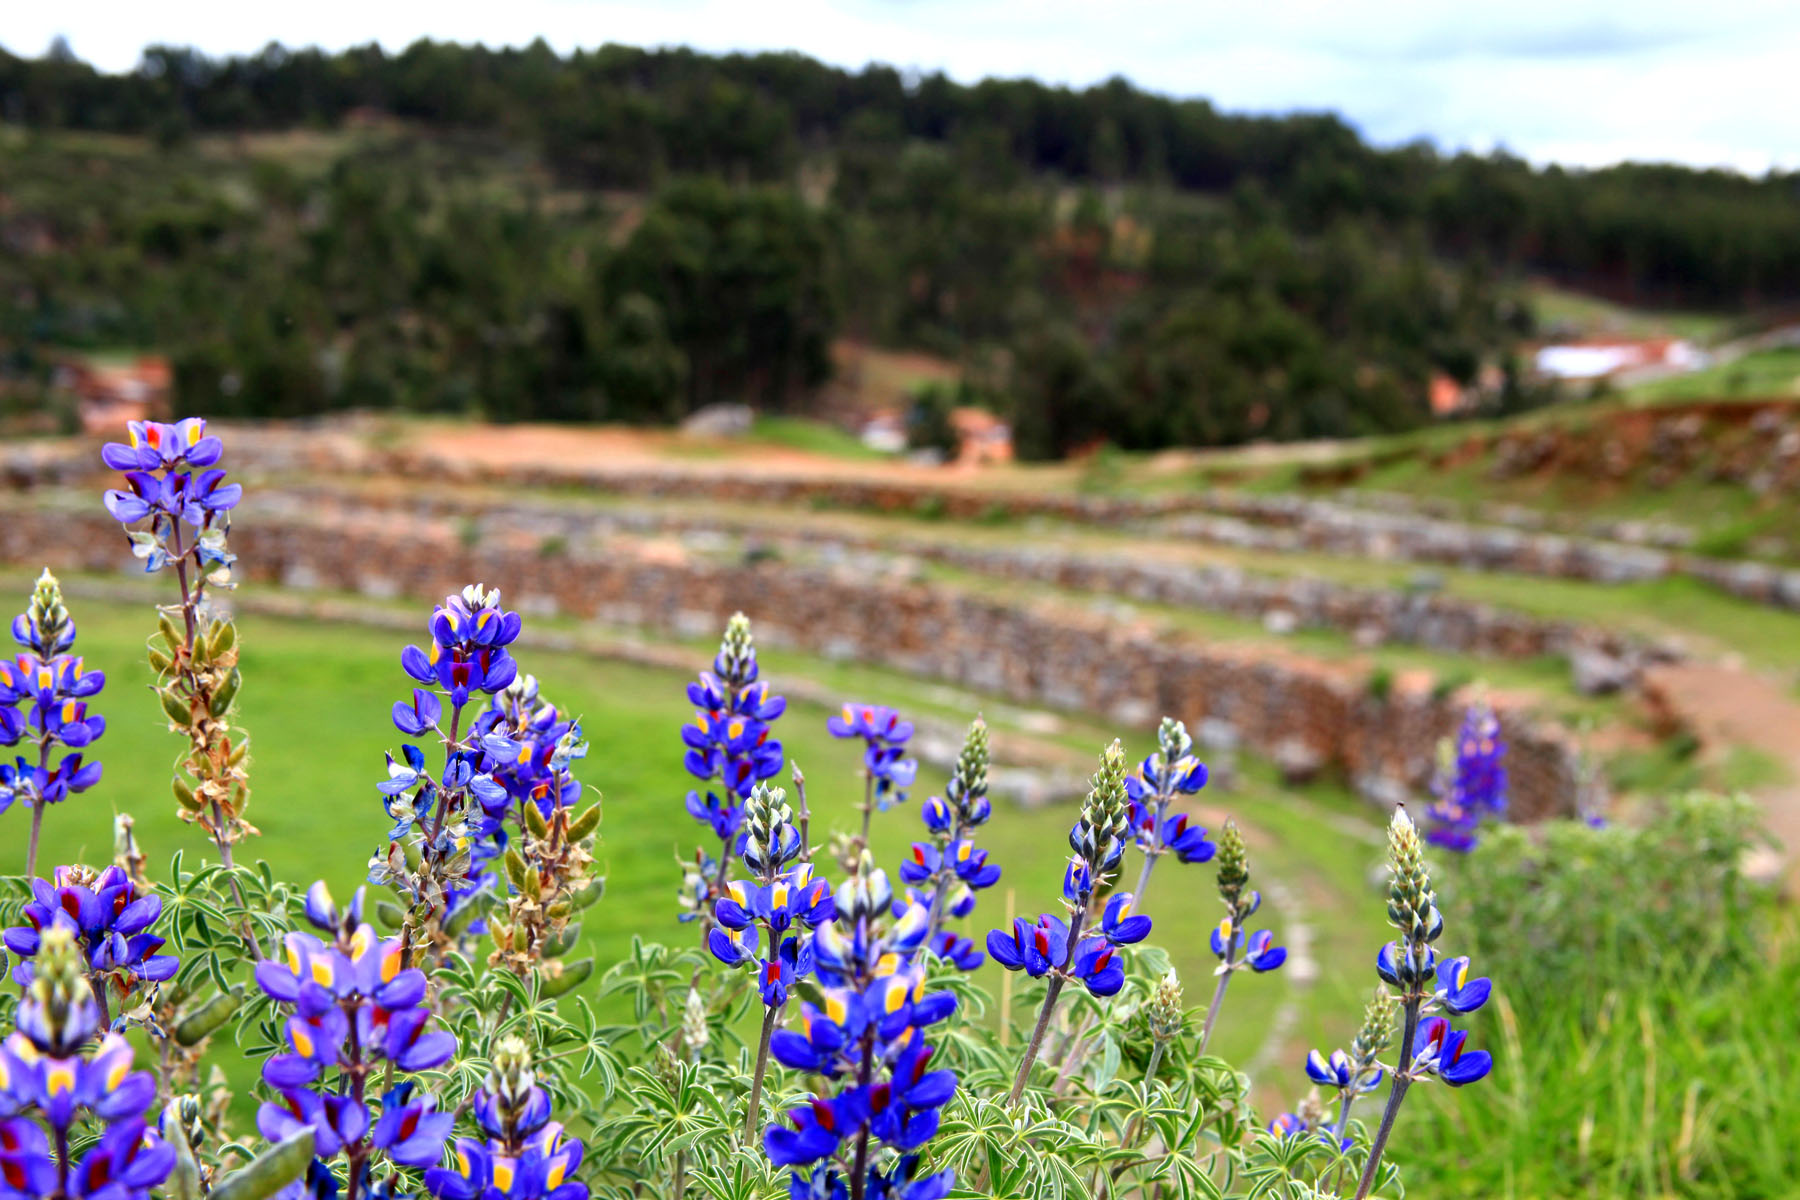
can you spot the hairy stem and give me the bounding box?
[1009,908,1086,1106]
[744,1004,780,1141]
[24,740,49,877]
[1353,999,1420,1200]
[1195,957,1238,1050]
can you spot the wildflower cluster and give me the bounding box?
[4,864,179,1014]
[479,674,602,980]
[255,883,457,1198]
[765,852,955,1200]
[1425,702,1509,852]
[1271,988,1396,1151]
[1352,808,1492,1199]
[424,1037,588,1200]
[680,614,786,920]
[0,571,106,874]
[1124,718,1215,901]
[0,925,175,1200]
[372,584,524,962]
[901,718,998,969]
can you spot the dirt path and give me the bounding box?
[1644,662,1800,888]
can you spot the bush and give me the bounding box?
[1406,794,1794,1198]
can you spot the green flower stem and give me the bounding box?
[1197,932,1239,1055]
[743,1004,780,1141]
[1008,909,1088,1105]
[1353,998,1421,1200]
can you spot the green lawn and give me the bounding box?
[12,585,1394,1074]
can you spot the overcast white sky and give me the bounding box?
[9,0,1800,173]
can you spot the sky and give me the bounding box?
[8,0,1800,173]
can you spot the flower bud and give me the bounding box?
[1149,968,1185,1044]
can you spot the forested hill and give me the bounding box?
[9,39,1800,309]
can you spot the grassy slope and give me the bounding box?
[20,590,1392,1073]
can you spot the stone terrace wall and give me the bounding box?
[0,504,1585,822]
[258,486,1678,689]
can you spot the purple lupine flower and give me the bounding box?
[4,866,177,1006]
[1123,719,1213,907]
[424,1040,588,1200]
[100,419,241,578]
[0,573,106,829]
[1426,702,1508,853]
[826,703,917,811]
[256,883,455,1189]
[375,588,539,945]
[0,926,173,1200]
[709,789,827,1009]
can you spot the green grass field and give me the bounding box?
[14,586,1398,1077]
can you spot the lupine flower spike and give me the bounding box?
[1353,808,1493,1200]
[1124,717,1213,906]
[902,717,999,968]
[1426,701,1508,853]
[0,925,176,1200]
[255,881,456,1200]
[764,850,956,1200]
[0,570,106,875]
[424,1037,588,1200]
[1198,819,1286,1055]
[990,740,1143,1105]
[827,702,919,851]
[680,613,786,923]
[101,421,258,954]
[4,864,179,1021]
[708,782,832,1138]
[370,585,526,967]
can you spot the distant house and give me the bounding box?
[859,409,909,454]
[55,356,172,435]
[949,407,1013,466]
[1533,338,1706,383]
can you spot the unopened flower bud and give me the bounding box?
[1149,969,1185,1044]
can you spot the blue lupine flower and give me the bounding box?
[986,913,1070,978]
[681,614,786,861]
[1410,1016,1492,1086]
[1069,937,1127,997]
[1305,1048,1382,1093]
[1426,702,1508,853]
[3,865,178,1003]
[928,931,983,971]
[1099,893,1152,945]
[760,850,959,1198]
[1376,940,1439,990]
[1214,926,1286,972]
[399,585,521,709]
[827,703,918,810]
[907,718,997,971]
[1434,956,1492,1014]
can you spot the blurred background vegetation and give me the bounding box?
[5,40,1800,453]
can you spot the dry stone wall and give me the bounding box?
[0,502,1586,823]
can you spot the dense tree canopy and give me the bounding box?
[1,39,1792,454]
